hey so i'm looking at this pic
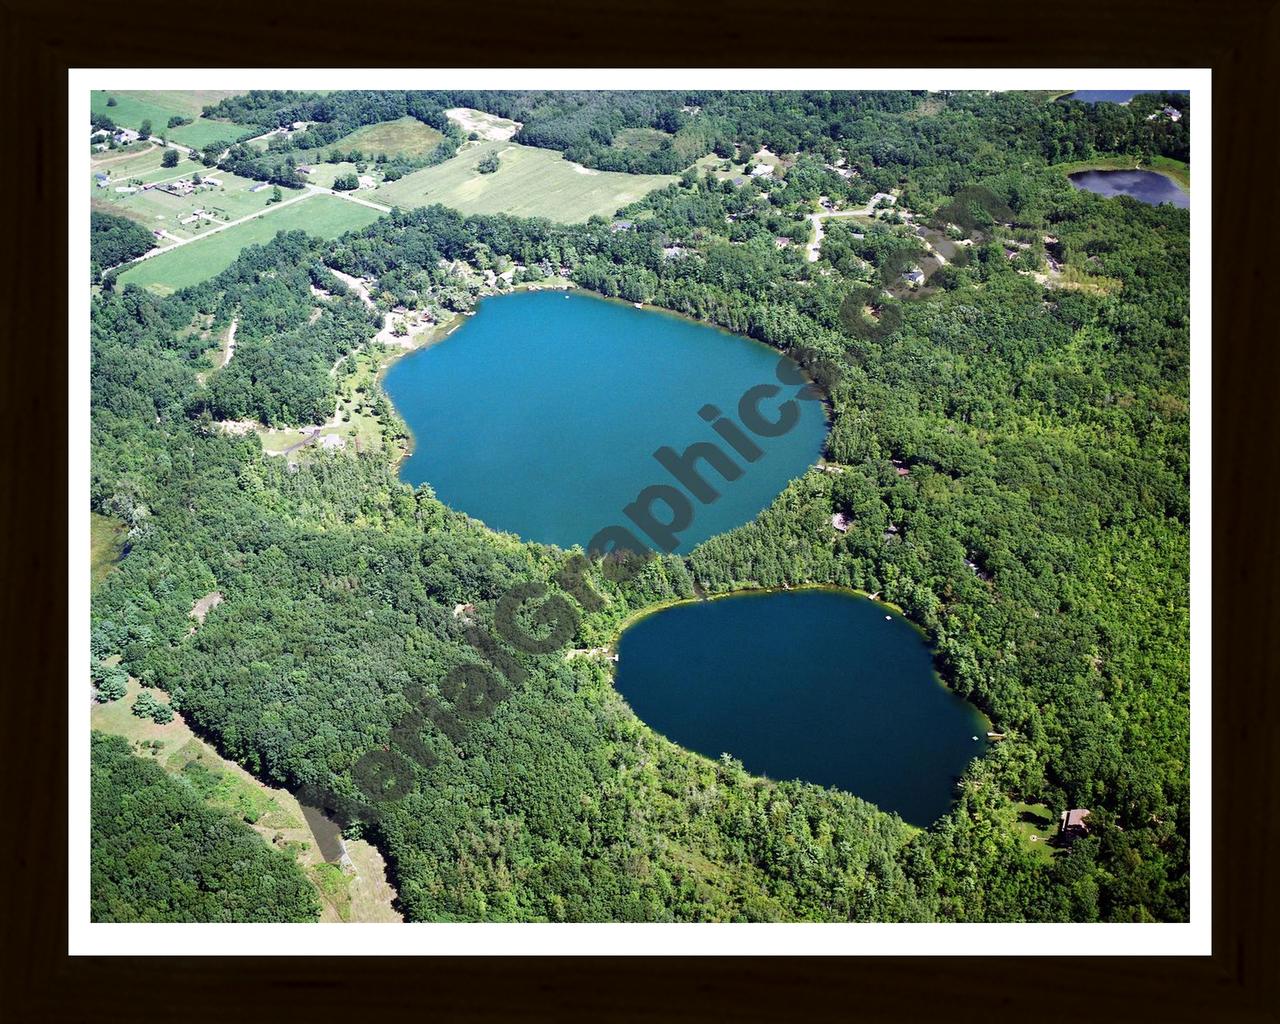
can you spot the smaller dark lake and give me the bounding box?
[1068,170,1189,209]
[613,589,990,826]
[1063,90,1188,104]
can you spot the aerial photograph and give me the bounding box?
[85,85,1192,929]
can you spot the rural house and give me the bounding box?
[1059,808,1091,842]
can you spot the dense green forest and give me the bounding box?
[91,90,1189,922]
[91,732,318,922]
[90,211,155,283]
[202,88,1188,176]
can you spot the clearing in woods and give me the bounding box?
[90,513,127,589]
[115,193,382,295]
[91,674,402,923]
[322,116,445,159]
[375,140,678,223]
[444,107,522,141]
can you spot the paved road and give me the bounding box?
[315,186,393,213]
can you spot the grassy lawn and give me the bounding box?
[694,153,748,181]
[116,193,383,294]
[92,90,254,149]
[90,512,126,589]
[323,116,444,159]
[1012,801,1057,864]
[301,161,367,189]
[375,141,677,223]
[90,142,168,178]
[92,158,286,242]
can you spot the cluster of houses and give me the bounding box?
[91,125,142,151]
[155,175,220,198]
[1146,105,1183,123]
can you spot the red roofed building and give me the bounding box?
[1059,808,1091,842]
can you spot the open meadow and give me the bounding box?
[115,193,382,294]
[375,140,677,222]
[92,148,286,242]
[91,90,256,149]
[324,115,444,159]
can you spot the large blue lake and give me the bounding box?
[384,291,828,553]
[614,589,990,826]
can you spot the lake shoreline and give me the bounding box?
[373,284,834,491]
[1053,155,1190,191]
[610,584,993,825]
[607,581,990,721]
[609,581,909,648]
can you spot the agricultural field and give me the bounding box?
[115,193,383,295]
[375,140,677,223]
[323,116,444,159]
[91,90,256,149]
[88,142,170,180]
[92,151,285,242]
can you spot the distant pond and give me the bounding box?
[1063,90,1189,104]
[384,291,828,553]
[613,589,990,826]
[1068,169,1189,209]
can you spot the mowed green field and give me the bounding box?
[91,146,283,240]
[91,90,255,150]
[325,116,444,159]
[375,141,677,223]
[116,194,383,295]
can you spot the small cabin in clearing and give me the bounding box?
[831,512,851,533]
[1059,808,1091,843]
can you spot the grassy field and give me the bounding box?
[324,116,444,159]
[92,149,285,242]
[90,513,126,589]
[375,141,677,223]
[92,90,255,150]
[300,161,366,190]
[610,126,672,160]
[90,675,401,922]
[694,153,748,181]
[116,193,383,294]
[1012,801,1057,864]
